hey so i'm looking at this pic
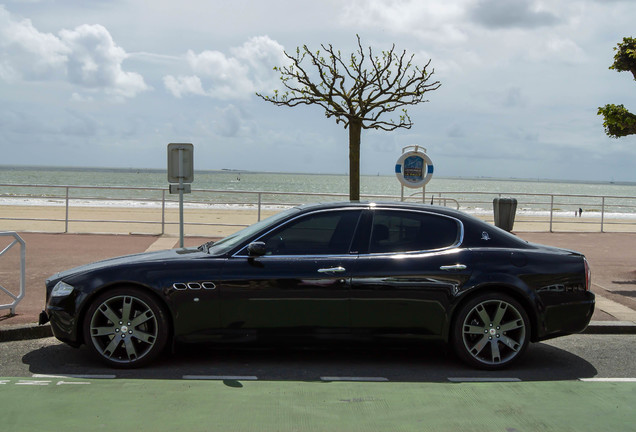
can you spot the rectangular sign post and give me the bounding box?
[167,143,194,247]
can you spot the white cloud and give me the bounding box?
[231,35,289,88]
[59,24,149,98]
[163,75,205,98]
[70,92,94,102]
[2,1,636,180]
[542,38,587,64]
[213,104,243,137]
[469,0,561,29]
[0,6,148,98]
[163,35,288,99]
[341,0,470,43]
[0,5,68,80]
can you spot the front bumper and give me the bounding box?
[42,291,83,346]
[39,310,49,325]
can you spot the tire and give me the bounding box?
[83,287,169,368]
[452,293,530,370]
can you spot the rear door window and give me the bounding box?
[369,210,460,253]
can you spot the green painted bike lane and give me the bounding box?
[1,378,635,431]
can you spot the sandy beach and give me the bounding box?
[0,205,282,238]
[1,204,636,238]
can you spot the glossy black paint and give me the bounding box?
[43,201,594,353]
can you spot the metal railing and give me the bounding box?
[0,232,26,315]
[1,183,636,235]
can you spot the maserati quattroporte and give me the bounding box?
[41,201,594,369]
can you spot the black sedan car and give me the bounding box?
[41,201,594,369]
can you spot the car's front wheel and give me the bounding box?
[83,287,169,368]
[452,293,530,370]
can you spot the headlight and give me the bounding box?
[51,281,75,297]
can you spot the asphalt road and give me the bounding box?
[2,334,635,381]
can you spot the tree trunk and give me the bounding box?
[348,120,362,201]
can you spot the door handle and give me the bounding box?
[440,264,467,271]
[317,266,346,274]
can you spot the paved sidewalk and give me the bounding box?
[1,231,635,341]
[519,232,636,324]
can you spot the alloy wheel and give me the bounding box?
[88,294,160,365]
[459,298,527,367]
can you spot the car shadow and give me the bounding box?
[22,339,597,382]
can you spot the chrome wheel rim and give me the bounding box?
[89,295,158,364]
[461,299,526,366]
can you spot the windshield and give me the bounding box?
[201,207,301,255]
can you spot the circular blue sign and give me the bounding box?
[395,151,434,188]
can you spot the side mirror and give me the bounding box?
[247,241,267,257]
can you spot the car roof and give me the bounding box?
[295,201,530,248]
[296,200,467,219]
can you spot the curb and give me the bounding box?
[583,321,636,335]
[0,323,52,342]
[1,320,635,343]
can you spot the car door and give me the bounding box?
[217,209,362,334]
[350,208,472,337]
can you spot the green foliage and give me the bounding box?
[609,37,636,80]
[598,37,636,138]
[598,104,636,138]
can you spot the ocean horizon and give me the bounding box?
[2,165,636,219]
[1,164,635,186]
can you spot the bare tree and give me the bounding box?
[257,35,441,201]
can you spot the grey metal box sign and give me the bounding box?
[167,143,194,183]
[169,184,191,194]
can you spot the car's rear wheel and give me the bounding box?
[83,287,168,368]
[452,293,530,370]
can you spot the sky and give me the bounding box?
[1,0,635,182]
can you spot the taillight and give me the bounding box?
[584,258,592,291]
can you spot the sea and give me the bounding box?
[1,166,636,219]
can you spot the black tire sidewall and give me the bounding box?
[452,292,530,370]
[83,287,169,368]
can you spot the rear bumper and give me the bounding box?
[538,292,595,341]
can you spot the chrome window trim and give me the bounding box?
[231,205,464,259]
[232,207,363,258]
[233,252,359,259]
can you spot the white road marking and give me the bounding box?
[33,373,116,379]
[448,377,521,382]
[182,375,258,381]
[580,378,636,382]
[320,376,389,382]
[16,380,51,386]
[56,381,91,385]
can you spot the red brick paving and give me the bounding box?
[1,232,634,326]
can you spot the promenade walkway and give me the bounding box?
[1,231,636,339]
